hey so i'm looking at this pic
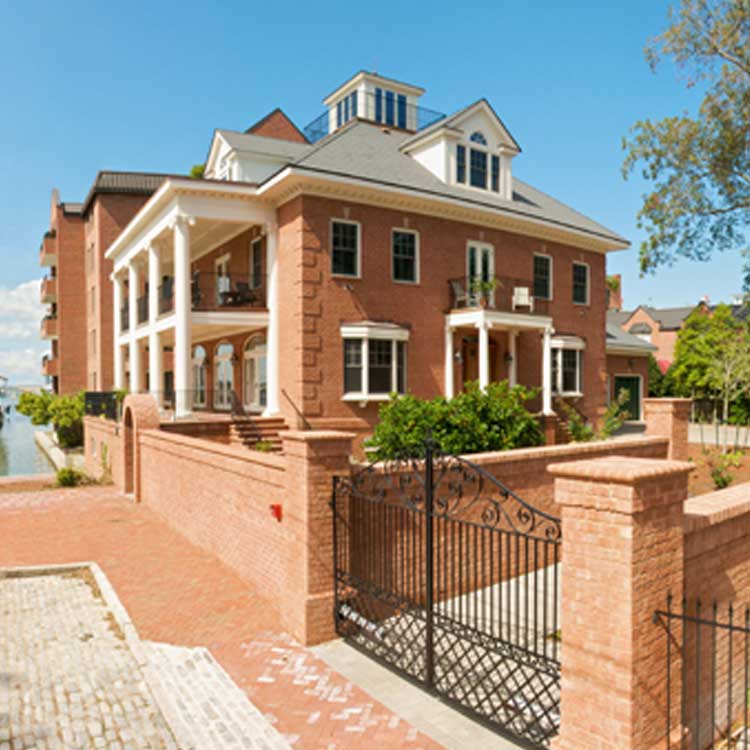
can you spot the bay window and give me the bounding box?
[550,337,585,396]
[341,323,409,400]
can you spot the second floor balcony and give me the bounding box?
[448,276,550,317]
[155,272,268,316]
[42,355,59,378]
[40,276,56,304]
[39,232,57,268]
[40,315,58,340]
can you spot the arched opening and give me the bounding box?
[192,345,207,408]
[242,334,267,412]
[214,342,234,410]
[123,407,135,494]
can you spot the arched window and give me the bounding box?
[214,342,234,410]
[192,345,207,407]
[243,335,268,411]
[470,131,487,145]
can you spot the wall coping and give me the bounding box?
[141,428,286,471]
[549,455,694,484]
[83,416,119,435]
[283,430,356,443]
[685,481,750,533]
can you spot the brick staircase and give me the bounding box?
[229,415,288,451]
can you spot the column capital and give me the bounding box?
[262,221,278,235]
[170,213,195,230]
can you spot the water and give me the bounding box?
[0,392,55,476]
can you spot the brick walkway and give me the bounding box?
[0,487,443,750]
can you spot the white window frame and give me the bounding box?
[466,241,495,305]
[192,346,207,407]
[214,342,234,411]
[533,252,554,301]
[340,323,409,402]
[242,334,267,413]
[391,228,420,284]
[215,253,231,304]
[572,261,590,306]
[249,238,263,289]
[454,132,501,194]
[330,219,362,279]
[551,336,585,397]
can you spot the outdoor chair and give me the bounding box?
[450,279,469,308]
[512,285,534,312]
[234,281,259,306]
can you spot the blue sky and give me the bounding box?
[0,0,741,382]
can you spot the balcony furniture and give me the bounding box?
[191,272,203,309]
[450,279,469,308]
[234,282,261,306]
[512,285,534,312]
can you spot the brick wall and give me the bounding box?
[83,416,124,488]
[274,194,609,451]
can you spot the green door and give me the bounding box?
[613,376,641,421]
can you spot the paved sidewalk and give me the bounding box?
[0,487,444,750]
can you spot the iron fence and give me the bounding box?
[654,595,750,749]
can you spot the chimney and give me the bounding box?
[607,274,623,311]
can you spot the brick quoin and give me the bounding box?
[550,456,692,750]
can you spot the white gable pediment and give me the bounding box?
[204,132,233,180]
[449,101,520,154]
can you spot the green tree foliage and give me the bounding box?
[189,164,205,179]
[557,388,631,443]
[622,1,750,286]
[648,355,682,396]
[16,390,85,449]
[366,381,544,459]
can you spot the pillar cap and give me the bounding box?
[549,455,693,484]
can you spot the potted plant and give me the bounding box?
[469,277,498,307]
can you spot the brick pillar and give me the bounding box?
[550,456,691,750]
[282,429,354,645]
[644,398,691,461]
[540,413,558,445]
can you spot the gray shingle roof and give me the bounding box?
[290,121,627,246]
[606,322,656,354]
[637,305,695,331]
[218,130,312,160]
[81,171,173,215]
[607,309,632,327]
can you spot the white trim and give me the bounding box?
[612,373,644,422]
[340,322,410,341]
[550,335,586,351]
[572,260,590,306]
[330,218,362,279]
[533,252,554,301]
[242,333,268,413]
[391,227,420,284]
[213,340,235,411]
[447,308,552,332]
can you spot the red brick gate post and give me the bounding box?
[644,398,691,461]
[282,430,354,645]
[549,456,691,750]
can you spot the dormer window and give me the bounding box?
[456,138,501,193]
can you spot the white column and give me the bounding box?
[478,321,490,390]
[444,325,455,398]
[148,244,163,406]
[542,326,553,415]
[128,264,141,392]
[263,223,280,415]
[173,215,193,417]
[113,274,124,389]
[508,330,518,387]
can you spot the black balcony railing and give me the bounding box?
[137,295,148,325]
[158,279,174,315]
[448,276,550,316]
[191,272,267,312]
[120,304,129,332]
[302,90,446,144]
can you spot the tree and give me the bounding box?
[622,1,750,285]
[671,305,718,396]
[189,163,205,179]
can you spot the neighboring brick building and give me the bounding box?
[39,174,166,394]
[103,70,630,444]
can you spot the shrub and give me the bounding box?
[704,449,743,489]
[16,390,85,449]
[558,388,630,443]
[56,468,84,487]
[366,381,544,459]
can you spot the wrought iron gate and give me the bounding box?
[331,439,562,748]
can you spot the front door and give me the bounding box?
[461,338,497,386]
[613,375,641,421]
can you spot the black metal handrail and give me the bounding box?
[191,271,267,312]
[448,275,550,315]
[302,90,446,144]
[282,387,312,430]
[158,279,174,315]
[136,294,148,325]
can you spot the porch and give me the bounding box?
[110,180,279,418]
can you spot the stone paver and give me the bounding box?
[0,566,178,750]
[0,487,444,750]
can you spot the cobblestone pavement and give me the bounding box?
[0,567,178,750]
[0,488,443,750]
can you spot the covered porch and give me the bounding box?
[444,308,555,414]
[108,180,279,418]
